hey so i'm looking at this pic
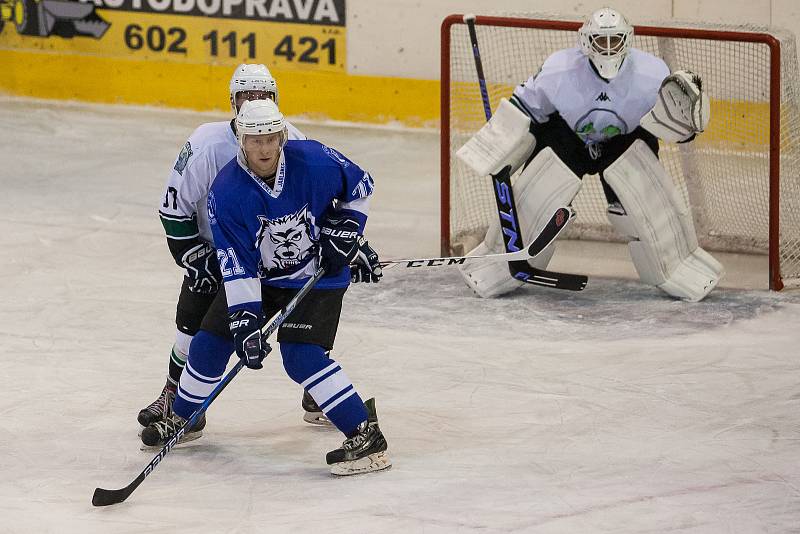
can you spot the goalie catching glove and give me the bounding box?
[640,70,710,143]
[229,309,272,370]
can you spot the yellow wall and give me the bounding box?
[0,48,440,127]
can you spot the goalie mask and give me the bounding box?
[229,63,279,115]
[579,7,633,80]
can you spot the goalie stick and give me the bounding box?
[91,267,327,507]
[463,14,587,292]
[380,206,573,271]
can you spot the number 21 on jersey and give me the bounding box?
[217,248,245,277]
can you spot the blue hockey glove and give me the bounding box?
[319,214,360,272]
[181,242,222,294]
[350,237,383,283]
[229,309,272,370]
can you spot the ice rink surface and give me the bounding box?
[1,97,799,533]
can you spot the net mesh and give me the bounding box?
[444,14,800,289]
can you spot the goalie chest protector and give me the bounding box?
[513,47,670,146]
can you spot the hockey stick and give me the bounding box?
[463,14,587,291]
[92,267,327,507]
[380,205,573,271]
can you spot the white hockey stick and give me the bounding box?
[380,206,574,271]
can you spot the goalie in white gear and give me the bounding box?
[457,7,722,302]
[138,64,314,436]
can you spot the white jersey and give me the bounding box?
[512,47,669,146]
[159,119,305,245]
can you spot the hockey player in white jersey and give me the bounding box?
[143,99,390,475]
[457,7,723,301]
[138,64,319,433]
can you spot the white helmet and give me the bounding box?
[235,99,288,148]
[579,7,633,80]
[229,63,279,115]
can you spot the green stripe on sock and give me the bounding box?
[171,349,187,367]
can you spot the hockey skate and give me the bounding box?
[140,411,206,450]
[302,390,331,426]
[137,381,176,435]
[326,398,391,476]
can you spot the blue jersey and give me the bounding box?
[208,140,374,315]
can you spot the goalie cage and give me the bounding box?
[441,13,800,291]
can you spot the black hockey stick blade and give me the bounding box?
[524,206,574,258]
[509,207,587,291]
[511,263,588,291]
[93,474,144,506]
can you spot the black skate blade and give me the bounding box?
[330,451,392,476]
[139,430,204,451]
[303,411,332,426]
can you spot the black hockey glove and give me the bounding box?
[350,237,383,283]
[229,309,272,370]
[319,214,360,272]
[181,242,222,294]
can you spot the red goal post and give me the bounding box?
[441,14,800,290]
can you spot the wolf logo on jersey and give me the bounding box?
[255,205,316,275]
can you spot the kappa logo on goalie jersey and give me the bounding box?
[351,172,374,199]
[174,141,193,176]
[255,205,316,273]
[595,92,611,102]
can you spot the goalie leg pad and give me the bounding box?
[459,147,581,298]
[456,98,537,177]
[603,140,724,301]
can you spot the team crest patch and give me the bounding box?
[255,205,316,274]
[322,145,350,168]
[207,191,217,225]
[574,109,628,144]
[174,141,193,175]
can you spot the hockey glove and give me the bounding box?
[181,242,222,294]
[229,309,272,370]
[350,237,383,283]
[319,214,360,272]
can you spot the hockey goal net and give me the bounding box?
[441,14,800,290]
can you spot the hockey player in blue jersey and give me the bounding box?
[143,98,390,475]
[138,64,378,433]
